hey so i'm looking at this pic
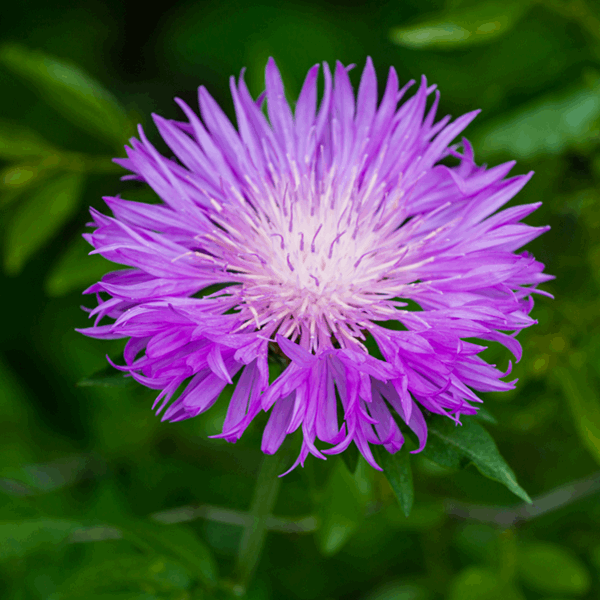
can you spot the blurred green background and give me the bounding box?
[1,0,600,598]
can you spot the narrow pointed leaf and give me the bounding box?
[555,366,600,466]
[341,442,360,474]
[421,431,463,469]
[428,417,531,502]
[373,445,414,517]
[316,459,366,556]
[77,365,135,388]
[0,119,58,159]
[46,235,113,297]
[473,406,498,425]
[1,162,56,208]
[3,172,84,274]
[0,44,134,147]
[472,83,600,160]
[390,1,530,50]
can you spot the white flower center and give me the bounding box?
[203,167,416,350]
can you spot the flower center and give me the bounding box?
[204,169,410,350]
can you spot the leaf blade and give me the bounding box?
[373,445,414,517]
[428,417,531,503]
[555,366,600,466]
[46,235,114,297]
[390,0,530,50]
[0,518,81,561]
[0,120,58,160]
[117,519,218,589]
[518,542,592,595]
[3,172,85,274]
[316,459,366,556]
[57,553,192,599]
[472,83,600,160]
[0,44,134,148]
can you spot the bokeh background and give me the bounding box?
[1,0,600,599]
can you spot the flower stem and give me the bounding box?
[232,449,288,594]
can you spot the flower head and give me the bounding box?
[79,58,551,472]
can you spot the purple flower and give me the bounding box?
[79,58,551,473]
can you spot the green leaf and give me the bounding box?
[555,366,600,466]
[59,595,158,600]
[1,161,58,209]
[517,542,591,596]
[472,83,600,160]
[0,358,40,470]
[3,172,84,274]
[384,502,446,531]
[316,459,366,556]
[420,429,463,470]
[340,442,360,474]
[116,519,218,589]
[448,566,525,600]
[390,1,529,50]
[46,235,115,296]
[56,554,191,599]
[77,365,134,388]
[373,445,414,517]
[2,164,39,189]
[362,581,431,600]
[0,455,91,494]
[453,523,500,564]
[0,119,58,160]
[473,407,498,425]
[0,519,80,560]
[0,44,134,148]
[428,417,531,502]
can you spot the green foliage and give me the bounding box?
[373,445,414,517]
[0,120,58,160]
[316,459,370,555]
[383,501,446,531]
[0,44,134,149]
[0,455,91,493]
[0,519,80,561]
[77,365,135,389]
[1,0,600,598]
[517,542,592,596]
[555,365,600,466]
[340,440,360,474]
[453,523,500,564]
[234,450,287,589]
[3,172,84,274]
[362,581,431,600]
[448,566,525,600]
[45,235,114,297]
[473,82,600,160]
[426,416,531,502]
[115,520,218,589]
[55,554,192,599]
[390,1,530,50]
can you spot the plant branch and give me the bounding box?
[61,469,600,548]
[443,470,600,527]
